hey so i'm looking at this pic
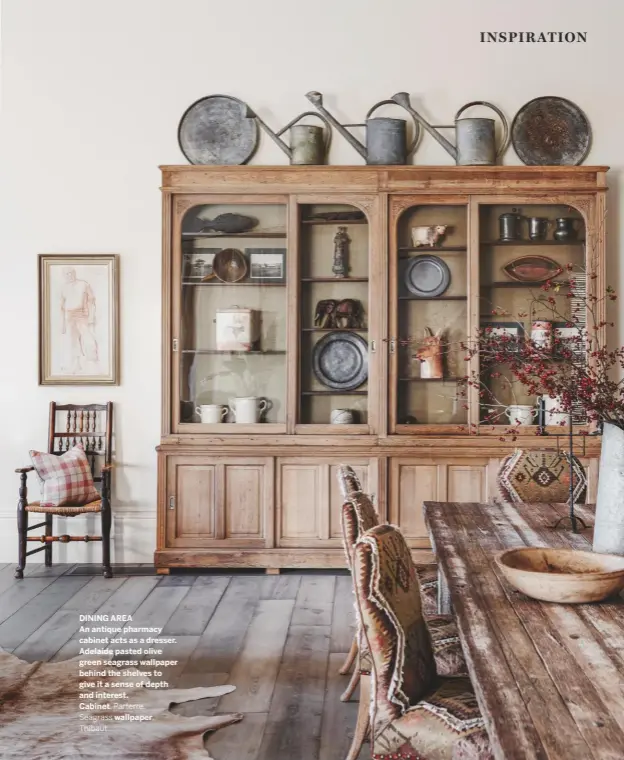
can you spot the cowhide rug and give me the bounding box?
[0,648,242,759]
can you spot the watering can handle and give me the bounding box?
[366,99,421,155]
[276,110,332,151]
[455,101,510,159]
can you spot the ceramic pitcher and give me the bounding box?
[229,396,269,424]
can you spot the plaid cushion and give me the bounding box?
[29,444,99,508]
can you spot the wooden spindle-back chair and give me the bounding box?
[15,402,114,579]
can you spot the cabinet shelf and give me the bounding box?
[481,240,584,246]
[182,231,287,239]
[301,277,369,283]
[398,246,467,253]
[181,349,287,355]
[481,280,570,289]
[302,219,367,226]
[399,295,467,301]
[301,327,368,332]
[182,280,286,287]
[301,390,367,396]
[399,377,461,382]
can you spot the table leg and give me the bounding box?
[437,566,452,615]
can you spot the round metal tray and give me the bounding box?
[178,94,259,165]
[312,332,368,391]
[404,255,451,298]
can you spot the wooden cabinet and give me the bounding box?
[165,456,273,548]
[156,166,607,571]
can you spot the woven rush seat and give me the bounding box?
[25,499,103,515]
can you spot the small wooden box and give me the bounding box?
[215,308,260,351]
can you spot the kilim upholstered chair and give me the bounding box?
[15,402,114,579]
[496,449,587,505]
[340,493,467,760]
[353,524,493,760]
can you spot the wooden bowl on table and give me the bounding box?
[496,548,624,604]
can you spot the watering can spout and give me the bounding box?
[244,105,292,159]
[390,92,457,161]
[305,90,367,159]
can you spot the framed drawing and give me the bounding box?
[39,254,120,385]
[245,248,286,283]
[482,321,524,352]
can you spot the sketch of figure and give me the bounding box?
[60,267,99,374]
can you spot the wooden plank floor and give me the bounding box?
[0,565,359,760]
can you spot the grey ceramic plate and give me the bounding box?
[178,95,259,165]
[511,96,591,166]
[404,255,451,298]
[312,332,368,391]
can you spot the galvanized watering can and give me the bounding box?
[305,91,419,165]
[391,92,509,166]
[246,106,332,165]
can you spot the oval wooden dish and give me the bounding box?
[496,547,624,604]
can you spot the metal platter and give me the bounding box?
[312,332,368,391]
[404,255,451,298]
[178,95,259,165]
[511,96,591,166]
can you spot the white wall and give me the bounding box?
[0,0,621,562]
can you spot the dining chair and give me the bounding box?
[340,493,467,760]
[353,523,493,760]
[15,402,114,579]
[497,449,587,504]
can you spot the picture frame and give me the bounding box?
[183,248,218,280]
[245,248,286,283]
[39,254,120,385]
[482,321,524,351]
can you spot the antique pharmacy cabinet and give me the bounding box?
[156,165,607,571]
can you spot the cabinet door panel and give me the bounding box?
[174,463,217,540]
[447,465,486,503]
[390,458,488,546]
[166,456,271,548]
[277,458,378,548]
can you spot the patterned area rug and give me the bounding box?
[0,648,242,759]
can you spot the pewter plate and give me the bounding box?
[511,96,591,166]
[404,255,451,298]
[178,95,259,165]
[312,332,368,391]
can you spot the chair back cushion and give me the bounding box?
[353,524,436,727]
[336,464,363,499]
[30,444,100,508]
[497,449,587,504]
[340,492,379,570]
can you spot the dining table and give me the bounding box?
[423,500,624,760]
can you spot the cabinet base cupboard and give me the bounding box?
[156,166,606,571]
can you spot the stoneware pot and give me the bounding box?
[593,422,624,555]
[497,547,624,603]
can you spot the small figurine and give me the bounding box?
[411,225,449,248]
[332,226,350,278]
[414,327,444,379]
[335,299,364,329]
[314,299,338,328]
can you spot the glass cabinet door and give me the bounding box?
[392,202,469,431]
[477,202,587,430]
[297,203,370,430]
[177,201,288,429]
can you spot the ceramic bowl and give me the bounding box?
[496,547,624,604]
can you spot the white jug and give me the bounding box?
[542,395,570,427]
[196,404,228,423]
[505,404,538,426]
[228,396,270,424]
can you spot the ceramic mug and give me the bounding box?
[330,409,355,424]
[505,404,538,426]
[196,404,228,424]
[229,396,270,424]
